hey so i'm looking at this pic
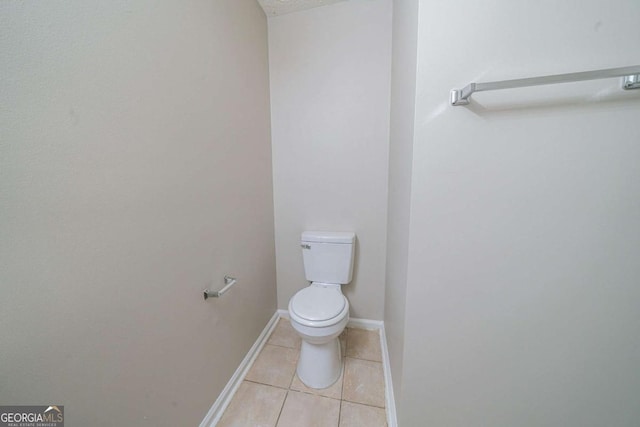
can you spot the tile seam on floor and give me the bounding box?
[263,342,298,350]
[338,360,346,427]
[290,388,342,401]
[274,389,289,427]
[344,356,384,363]
[266,342,299,350]
[290,364,343,396]
[244,378,290,391]
[287,367,296,389]
[341,399,386,410]
[347,355,383,362]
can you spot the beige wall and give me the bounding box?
[0,1,276,426]
[399,0,640,425]
[268,0,392,320]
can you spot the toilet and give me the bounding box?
[288,231,355,389]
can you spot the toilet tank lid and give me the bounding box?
[301,231,355,244]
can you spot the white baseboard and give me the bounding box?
[200,309,398,427]
[379,323,398,427]
[347,317,384,330]
[199,311,280,427]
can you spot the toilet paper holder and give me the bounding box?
[204,275,237,300]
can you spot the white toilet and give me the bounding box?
[288,231,355,389]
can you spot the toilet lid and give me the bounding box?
[290,287,346,322]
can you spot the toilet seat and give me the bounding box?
[290,286,348,328]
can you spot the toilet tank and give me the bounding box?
[301,231,356,284]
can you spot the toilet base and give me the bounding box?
[297,337,342,389]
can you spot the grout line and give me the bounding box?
[293,390,342,401]
[244,379,290,391]
[341,399,386,410]
[287,370,296,389]
[288,388,342,402]
[348,355,384,362]
[274,390,289,427]
[288,365,344,401]
[344,327,350,357]
[340,360,346,397]
[344,356,383,364]
[261,342,299,350]
[265,342,301,350]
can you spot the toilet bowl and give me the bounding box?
[289,283,349,389]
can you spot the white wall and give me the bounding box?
[384,0,419,410]
[400,0,640,425]
[268,0,392,319]
[0,1,275,425]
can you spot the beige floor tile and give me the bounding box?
[339,401,387,427]
[276,391,340,427]
[342,358,385,408]
[218,381,287,427]
[290,366,343,400]
[268,319,301,349]
[246,344,299,388]
[346,328,382,362]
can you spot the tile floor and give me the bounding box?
[218,319,387,427]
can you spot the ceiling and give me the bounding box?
[257,0,348,16]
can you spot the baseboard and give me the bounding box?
[199,311,280,427]
[347,317,384,330]
[200,309,398,427]
[379,323,398,427]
